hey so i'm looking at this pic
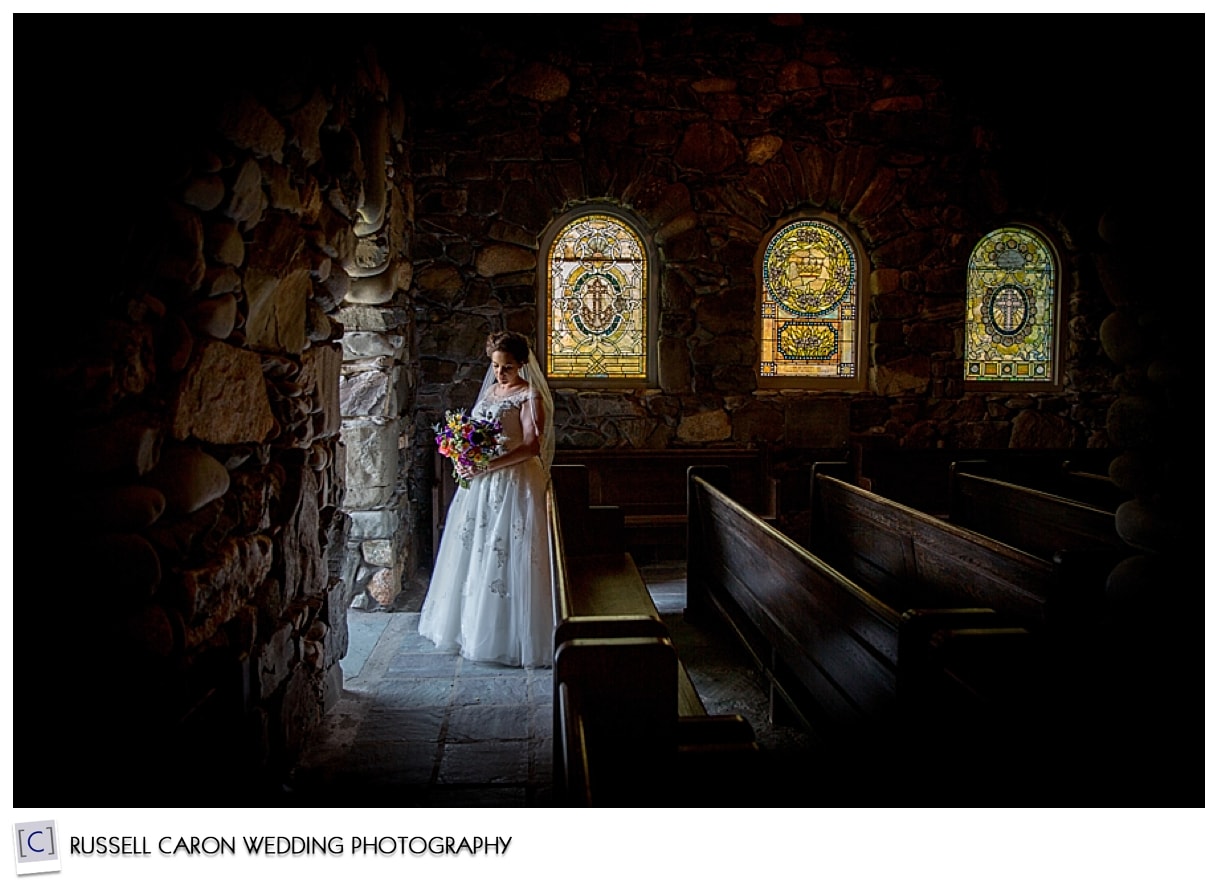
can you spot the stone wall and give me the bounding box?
[404,15,1196,621]
[22,35,413,801]
[405,17,1126,578]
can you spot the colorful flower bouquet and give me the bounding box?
[434,409,506,489]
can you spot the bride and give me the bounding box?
[418,330,556,668]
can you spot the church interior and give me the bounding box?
[14,13,1205,808]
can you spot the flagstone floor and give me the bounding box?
[282,562,818,807]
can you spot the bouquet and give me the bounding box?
[434,409,507,489]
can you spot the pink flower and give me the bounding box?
[433,411,506,489]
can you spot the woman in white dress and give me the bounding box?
[418,330,556,668]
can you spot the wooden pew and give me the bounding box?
[943,465,1135,639]
[805,463,1071,634]
[813,465,1146,792]
[847,440,1122,516]
[551,448,779,563]
[547,466,760,806]
[684,468,1050,801]
[949,455,1127,514]
[1048,459,1127,512]
[948,464,1132,564]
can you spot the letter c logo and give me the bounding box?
[25,830,45,853]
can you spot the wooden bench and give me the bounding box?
[805,463,1070,634]
[943,465,1136,643]
[547,465,760,806]
[1053,459,1127,512]
[848,440,1122,516]
[807,465,1186,801]
[949,464,1133,567]
[684,468,1050,801]
[550,448,778,563]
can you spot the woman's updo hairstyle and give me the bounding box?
[485,330,530,363]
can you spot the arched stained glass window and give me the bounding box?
[965,226,1060,387]
[542,209,653,385]
[757,217,868,389]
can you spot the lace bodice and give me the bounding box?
[473,386,536,454]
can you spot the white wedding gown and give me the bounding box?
[418,386,555,668]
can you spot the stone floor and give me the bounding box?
[282,562,818,807]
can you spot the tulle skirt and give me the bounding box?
[418,457,554,668]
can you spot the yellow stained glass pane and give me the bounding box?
[759,220,858,379]
[965,227,1056,384]
[547,214,647,379]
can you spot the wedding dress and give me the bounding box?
[418,381,555,668]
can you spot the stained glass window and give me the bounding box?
[544,212,649,381]
[965,227,1059,386]
[758,218,865,388]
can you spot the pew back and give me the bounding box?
[548,475,759,805]
[948,466,1130,562]
[809,468,1057,630]
[848,441,1121,515]
[686,469,1036,747]
[552,448,775,562]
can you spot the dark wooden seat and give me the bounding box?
[847,440,1123,516]
[547,466,760,805]
[553,547,708,719]
[685,468,1053,802]
[551,448,777,562]
[941,466,1137,643]
[949,464,1133,561]
[806,462,1072,632]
